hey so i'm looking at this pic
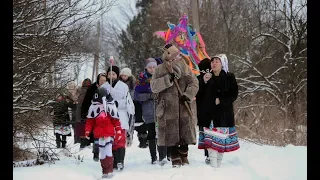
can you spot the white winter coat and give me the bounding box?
[101,81,135,130]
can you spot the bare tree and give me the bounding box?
[13,0,115,162]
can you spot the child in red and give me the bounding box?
[85,87,121,179]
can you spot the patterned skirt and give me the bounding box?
[198,121,240,153]
[54,125,72,136]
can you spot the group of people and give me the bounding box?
[50,43,240,179]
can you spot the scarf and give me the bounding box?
[135,69,153,93]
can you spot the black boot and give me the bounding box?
[112,150,118,169]
[80,138,88,149]
[158,145,167,166]
[92,141,99,162]
[55,134,61,148]
[138,134,148,148]
[117,148,125,171]
[167,146,171,161]
[61,141,67,148]
[148,139,157,164]
[56,140,61,148]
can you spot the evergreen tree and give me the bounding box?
[117,0,162,74]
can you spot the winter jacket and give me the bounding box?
[85,111,122,138]
[76,86,89,122]
[197,70,238,128]
[81,82,98,119]
[51,100,73,126]
[134,70,155,124]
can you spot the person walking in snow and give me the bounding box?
[85,87,122,179]
[197,54,240,168]
[195,58,211,164]
[101,65,135,171]
[81,73,107,161]
[119,67,136,147]
[150,44,199,168]
[134,58,169,165]
[51,94,74,148]
[75,78,92,149]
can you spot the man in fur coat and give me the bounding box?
[150,44,199,168]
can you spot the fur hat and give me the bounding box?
[144,58,157,68]
[107,66,120,78]
[162,44,180,61]
[120,68,132,77]
[155,57,163,65]
[198,58,211,75]
[212,54,229,72]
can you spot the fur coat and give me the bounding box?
[150,58,199,146]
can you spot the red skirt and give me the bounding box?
[75,122,86,137]
[112,129,126,150]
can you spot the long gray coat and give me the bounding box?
[150,58,199,146]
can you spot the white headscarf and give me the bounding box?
[212,54,229,72]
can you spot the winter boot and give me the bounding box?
[138,134,148,148]
[102,156,114,178]
[61,141,67,149]
[158,145,167,166]
[100,158,107,175]
[208,149,218,167]
[148,139,158,164]
[112,150,118,169]
[117,148,125,171]
[217,152,224,168]
[178,145,189,166]
[56,140,61,148]
[79,138,88,149]
[204,149,210,164]
[167,146,171,161]
[171,146,181,168]
[92,141,99,162]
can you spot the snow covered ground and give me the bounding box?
[13,128,307,180]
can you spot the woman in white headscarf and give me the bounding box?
[197,54,240,168]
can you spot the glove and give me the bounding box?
[170,73,176,82]
[114,101,119,108]
[179,95,190,104]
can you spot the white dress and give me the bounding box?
[101,81,135,130]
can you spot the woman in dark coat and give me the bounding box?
[75,78,92,148]
[197,54,240,168]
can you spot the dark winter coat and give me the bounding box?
[51,100,73,126]
[81,82,98,119]
[196,70,238,128]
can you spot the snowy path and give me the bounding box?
[13,128,307,180]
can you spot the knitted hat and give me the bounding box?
[212,54,229,72]
[120,68,132,77]
[82,78,92,88]
[162,44,180,61]
[144,58,157,68]
[155,57,163,65]
[198,58,211,75]
[107,66,120,78]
